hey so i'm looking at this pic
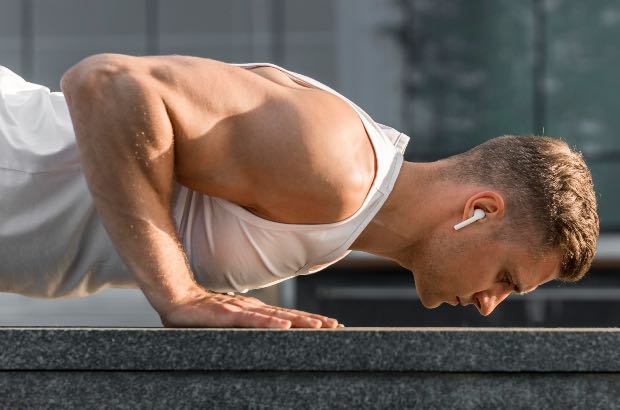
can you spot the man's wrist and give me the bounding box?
[142,280,207,315]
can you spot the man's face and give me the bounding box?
[411,229,560,316]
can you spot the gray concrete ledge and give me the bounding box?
[3,327,620,409]
[1,372,619,409]
[1,327,620,372]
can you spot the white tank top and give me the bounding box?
[0,63,409,298]
[171,63,410,294]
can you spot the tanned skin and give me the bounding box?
[60,53,373,328]
[61,53,561,328]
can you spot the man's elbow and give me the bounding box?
[60,53,139,98]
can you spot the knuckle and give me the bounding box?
[215,302,240,314]
[227,304,246,314]
[267,306,288,315]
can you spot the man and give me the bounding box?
[0,53,598,329]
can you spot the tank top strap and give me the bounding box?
[375,122,410,155]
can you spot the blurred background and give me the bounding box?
[0,0,618,327]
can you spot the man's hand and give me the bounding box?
[160,287,342,329]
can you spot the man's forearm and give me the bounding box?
[61,54,202,313]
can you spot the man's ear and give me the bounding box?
[462,191,505,223]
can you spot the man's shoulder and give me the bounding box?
[158,58,374,223]
[234,87,375,224]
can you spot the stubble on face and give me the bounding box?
[413,226,472,308]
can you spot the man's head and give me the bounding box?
[411,135,599,315]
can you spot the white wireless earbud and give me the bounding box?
[453,209,486,231]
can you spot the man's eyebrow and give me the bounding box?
[508,267,528,295]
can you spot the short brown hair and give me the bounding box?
[444,135,599,282]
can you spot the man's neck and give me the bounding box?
[349,160,445,269]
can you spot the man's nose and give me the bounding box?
[475,288,512,316]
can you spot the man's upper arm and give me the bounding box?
[68,54,294,201]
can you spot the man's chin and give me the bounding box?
[419,295,441,309]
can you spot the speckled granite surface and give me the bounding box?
[0,327,619,371]
[2,327,620,409]
[1,372,620,409]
